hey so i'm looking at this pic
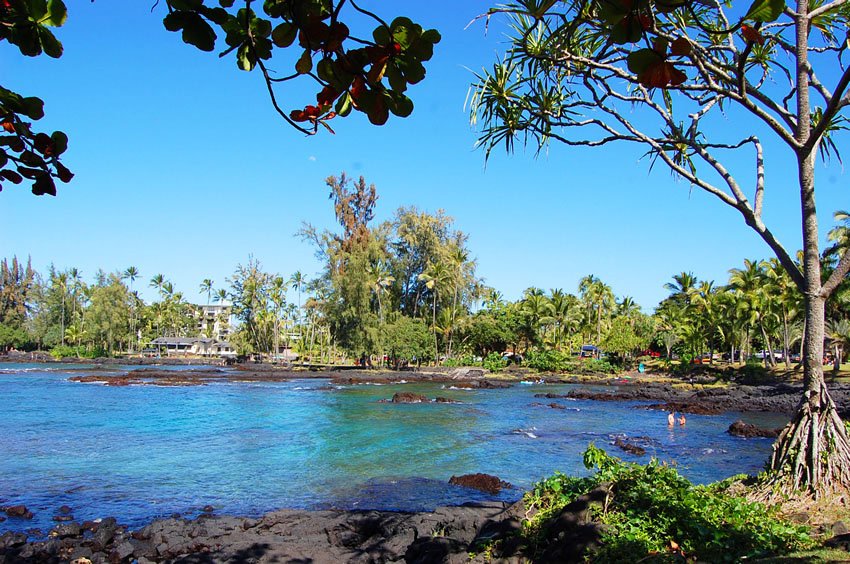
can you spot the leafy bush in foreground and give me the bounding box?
[522,445,813,562]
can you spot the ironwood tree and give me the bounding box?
[470,0,850,498]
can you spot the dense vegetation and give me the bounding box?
[515,446,814,562]
[1,187,849,368]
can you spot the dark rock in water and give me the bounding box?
[0,516,5,523]
[728,420,781,438]
[53,514,74,522]
[390,392,429,403]
[548,402,566,410]
[534,393,570,399]
[613,437,646,456]
[58,504,72,515]
[448,473,512,494]
[434,396,461,404]
[202,505,215,513]
[476,380,512,389]
[4,505,33,519]
[642,401,724,415]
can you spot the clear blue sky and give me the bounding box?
[1,1,846,309]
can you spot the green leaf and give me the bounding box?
[372,25,390,45]
[50,131,68,156]
[1,169,23,184]
[26,0,48,20]
[32,173,56,196]
[627,48,662,74]
[37,26,63,58]
[272,22,296,48]
[182,13,217,52]
[335,93,353,117]
[237,43,256,70]
[421,29,441,45]
[220,0,235,6]
[387,92,413,117]
[744,0,785,22]
[21,97,45,120]
[168,0,203,10]
[295,49,313,74]
[42,0,68,27]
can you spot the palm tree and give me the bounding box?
[825,210,850,261]
[122,267,139,351]
[578,275,615,345]
[664,271,698,301]
[826,319,850,374]
[447,246,474,358]
[729,260,772,364]
[521,289,554,349]
[269,276,288,361]
[419,261,449,364]
[55,271,68,346]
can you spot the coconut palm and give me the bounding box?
[122,267,140,351]
[578,275,615,345]
[269,276,288,361]
[826,319,850,374]
[521,289,554,348]
[664,272,698,305]
[418,261,449,364]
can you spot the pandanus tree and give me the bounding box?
[471,0,850,497]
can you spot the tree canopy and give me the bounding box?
[470,0,850,497]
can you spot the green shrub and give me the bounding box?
[525,349,577,373]
[584,358,618,374]
[522,445,814,562]
[482,351,508,372]
[50,345,108,359]
[443,354,480,367]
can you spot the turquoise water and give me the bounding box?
[0,364,787,533]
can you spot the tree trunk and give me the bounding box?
[763,295,850,498]
[760,33,850,494]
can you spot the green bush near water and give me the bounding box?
[521,445,813,562]
[49,345,108,359]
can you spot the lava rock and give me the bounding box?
[448,473,512,494]
[613,437,646,456]
[4,505,33,519]
[50,521,82,538]
[728,420,781,438]
[53,514,74,522]
[390,392,429,403]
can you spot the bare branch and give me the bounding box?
[808,0,850,21]
[822,249,850,297]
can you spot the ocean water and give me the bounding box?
[0,364,787,533]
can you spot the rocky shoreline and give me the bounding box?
[0,499,549,564]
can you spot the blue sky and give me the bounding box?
[1,1,846,310]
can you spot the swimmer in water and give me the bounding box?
[668,412,675,426]
[678,413,686,426]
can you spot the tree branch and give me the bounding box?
[821,249,850,298]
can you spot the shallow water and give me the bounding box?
[0,364,787,533]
